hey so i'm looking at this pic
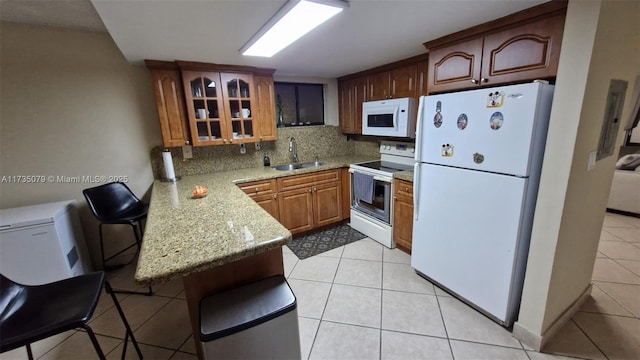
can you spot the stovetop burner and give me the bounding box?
[354,160,413,173]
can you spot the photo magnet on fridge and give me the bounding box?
[434,100,443,128]
[490,112,504,130]
[487,91,505,107]
[457,114,468,130]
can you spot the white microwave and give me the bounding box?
[362,97,416,138]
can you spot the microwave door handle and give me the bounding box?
[413,162,420,220]
[414,96,425,163]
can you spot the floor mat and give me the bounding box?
[287,223,367,259]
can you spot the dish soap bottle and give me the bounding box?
[263,153,271,167]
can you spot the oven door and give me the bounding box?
[349,170,392,224]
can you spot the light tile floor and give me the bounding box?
[2,212,638,360]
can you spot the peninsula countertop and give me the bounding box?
[135,154,377,286]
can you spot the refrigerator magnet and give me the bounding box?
[489,112,504,130]
[433,101,443,128]
[473,153,485,164]
[457,114,468,130]
[441,144,454,157]
[487,91,505,107]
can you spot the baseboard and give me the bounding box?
[513,283,592,351]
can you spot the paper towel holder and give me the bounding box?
[161,149,182,182]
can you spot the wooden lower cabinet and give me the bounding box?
[341,168,351,220]
[277,169,343,235]
[278,187,314,234]
[240,169,345,235]
[251,193,279,220]
[393,179,414,253]
[239,179,279,221]
[312,181,342,228]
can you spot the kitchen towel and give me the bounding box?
[353,172,374,204]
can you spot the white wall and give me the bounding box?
[515,0,640,347]
[0,22,163,268]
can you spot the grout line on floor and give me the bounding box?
[569,318,610,360]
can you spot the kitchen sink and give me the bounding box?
[273,161,327,171]
[301,161,327,168]
[273,163,303,171]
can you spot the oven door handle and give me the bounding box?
[348,168,392,182]
[413,162,420,220]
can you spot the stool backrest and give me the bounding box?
[83,182,143,222]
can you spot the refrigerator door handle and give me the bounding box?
[413,162,420,220]
[414,96,425,163]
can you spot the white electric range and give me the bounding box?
[349,141,414,248]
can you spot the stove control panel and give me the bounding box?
[380,141,415,158]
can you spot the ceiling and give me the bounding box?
[1,0,549,78]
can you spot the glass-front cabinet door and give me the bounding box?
[221,73,255,144]
[182,70,227,146]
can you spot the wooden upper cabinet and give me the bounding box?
[425,0,566,93]
[368,71,390,101]
[352,76,367,133]
[254,75,277,141]
[428,37,483,94]
[390,64,417,99]
[147,60,276,147]
[220,72,257,145]
[181,70,228,146]
[338,76,366,134]
[369,64,417,100]
[146,62,190,148]
[481,14,564,86]
[338,79,355,134]
[416,60,429,97]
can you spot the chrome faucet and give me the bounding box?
[289,137,298,163]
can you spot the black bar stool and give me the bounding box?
[83,182,152,296]
[0,272,143,360]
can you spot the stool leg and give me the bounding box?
[25,344,33,360]
[99,223,107,271]
[83,325,106,360]
[105,281,143,359]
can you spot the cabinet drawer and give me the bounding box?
[394,180,413,198]
[277,169,341,192]
[238,179,277,196]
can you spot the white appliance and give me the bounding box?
[349,141,414,248]
[411,82,554,326]
[0,200,92,285]
[362,97,416,138]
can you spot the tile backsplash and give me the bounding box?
[152,126,381,178]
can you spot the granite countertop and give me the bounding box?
[135,154,377,286]
[394,170,414,182]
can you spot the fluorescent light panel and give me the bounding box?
[241,0,346,57]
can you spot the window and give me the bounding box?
[274,82,324,127]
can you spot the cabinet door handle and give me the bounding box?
[255,188,259,193]
[309,189,312,193]
[471,79,478,84]
[273,194,277,199]
[223,139,227,144]
[186,140,190,145]
[481,78,488,83]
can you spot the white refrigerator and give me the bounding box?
[411,82,554,326]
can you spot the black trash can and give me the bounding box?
[199,275,301,359]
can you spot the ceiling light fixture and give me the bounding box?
[240,0,348,58]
